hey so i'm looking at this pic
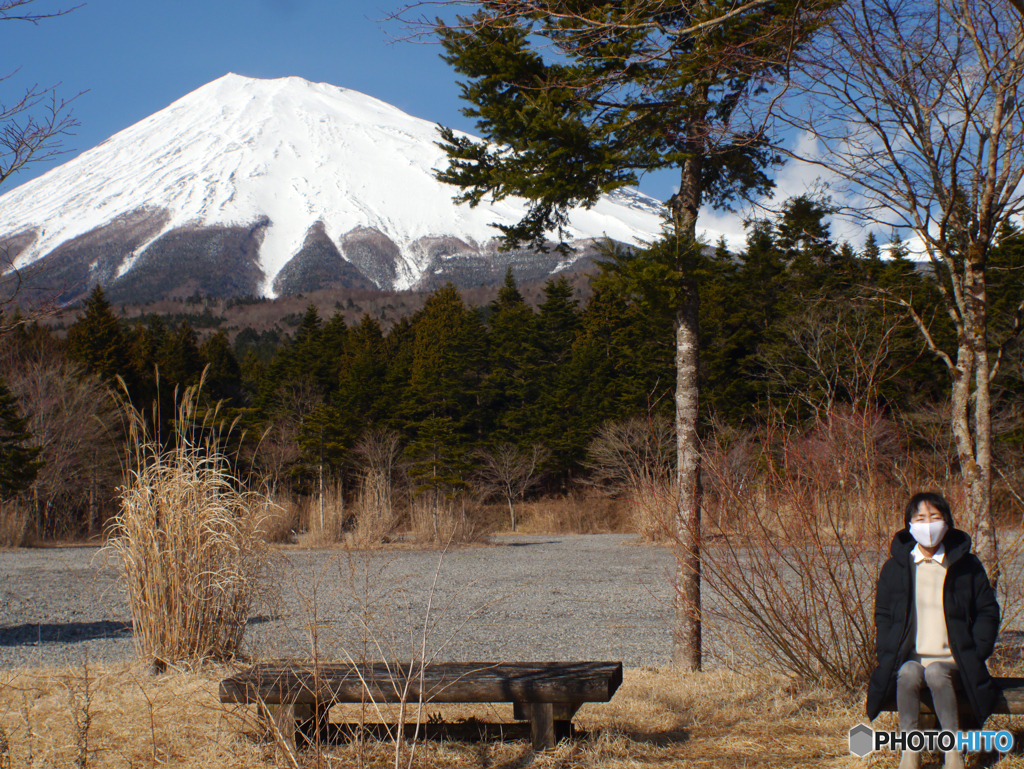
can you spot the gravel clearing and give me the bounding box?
[0,535,684,669]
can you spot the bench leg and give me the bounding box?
[514,703,580,751]
[259,703,306,750]
[529,703,555,751]
[295,703,330,747]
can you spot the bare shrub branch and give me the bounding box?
[471,443,547,531]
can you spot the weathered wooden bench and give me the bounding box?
[220,660,623,750]
[879,677,1024,728]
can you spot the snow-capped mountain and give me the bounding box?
[0,74,666,303]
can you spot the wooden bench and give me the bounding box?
[220,660,623,750]
[878,677,1024,727]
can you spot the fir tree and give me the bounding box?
[66,285,131,383]
[485,269,540,446]
[432,0,832,669]
[403,285,481,498]
[0,378,41,500]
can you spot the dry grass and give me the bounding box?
[515,492,627,535]
[407,494,481,545]
[9,661,1018,768]
[296,483,348,547]
[257,496,298,544]
[105,379,271,664]
[345,474,402,548]
[0,499,29,547]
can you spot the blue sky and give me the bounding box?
[6,0,686,197]
[6,0,864,250]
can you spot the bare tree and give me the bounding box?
[781,0,1024,583]
[0,336,120,536]
[586,416,676,539]
[353,427,403,528]
[0,0,81,323]
[760,297,921,418]
[471,443,547,532]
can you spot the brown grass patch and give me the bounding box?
[106,380,270,664]
[6,663,1014,768]
[0,499,29,548]
[515,492,628,535]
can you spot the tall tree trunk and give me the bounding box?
[673,293,702,670]
[965,251,998,584]
[88,448,97,535]
[671,152,704,671]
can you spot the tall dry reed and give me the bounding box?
[347,428,403,547]
[105,375,270,663]
[0,500,29,547]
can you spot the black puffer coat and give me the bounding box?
[865,528,1000,724]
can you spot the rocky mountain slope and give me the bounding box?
[0,74,666,304]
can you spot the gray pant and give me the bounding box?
[897,659,960,736]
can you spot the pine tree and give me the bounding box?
[66,285,131,383]
[432,0,832,670]
[485,269,540,446]
[0,378,41,500]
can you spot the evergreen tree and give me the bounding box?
[776,194,838,287]
[531,277,584,480]
[334,315,389,445]
[0,378,41,499]
[66,285,131,383]
[159,322,204,389]
[200,329,243,405]
[403,284,482,498]
[485,269,540,446]
[862,231,882,262]
[432,0,831,669]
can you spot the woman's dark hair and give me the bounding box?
[904,492,955,529]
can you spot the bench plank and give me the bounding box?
[878,677,1024,716]
[220,661,623,707]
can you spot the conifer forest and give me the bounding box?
[2,199,1023,541]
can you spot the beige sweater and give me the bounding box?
[912,544,955,666]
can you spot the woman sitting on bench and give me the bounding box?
[865,492,1000,769]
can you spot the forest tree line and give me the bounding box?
[1,195,1023,538]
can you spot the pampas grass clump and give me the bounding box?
[106,377,269,664]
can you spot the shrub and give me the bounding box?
[586,416,675,540]
[696,409,907,692]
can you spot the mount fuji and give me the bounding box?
[0,73,667,304]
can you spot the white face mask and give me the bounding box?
[909,520,947,548]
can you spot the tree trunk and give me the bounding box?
[88,448,97,535]
[966,251,998,584]
[671,152,704,671]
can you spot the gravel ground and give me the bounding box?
[0,535,685,669]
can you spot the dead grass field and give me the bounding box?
[3,662,1022,768]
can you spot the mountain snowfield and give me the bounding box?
[0,73,666,299]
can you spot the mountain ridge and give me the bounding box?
[0,73,666,304]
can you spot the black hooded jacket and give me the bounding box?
[866,528,1000,724]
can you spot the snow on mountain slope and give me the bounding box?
[0,73,666,297]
